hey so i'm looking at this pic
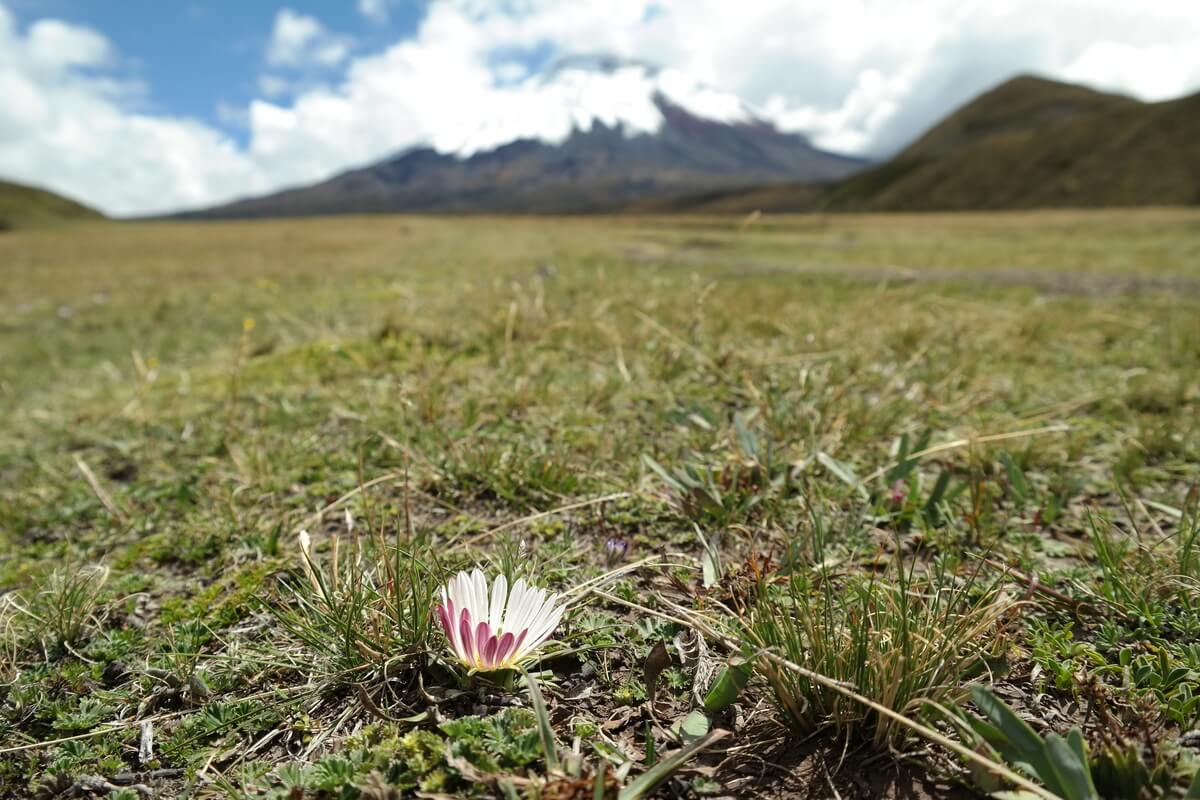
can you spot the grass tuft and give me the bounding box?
[8,564,110,656]
[749,555,1010,749]
[271,518,441,688]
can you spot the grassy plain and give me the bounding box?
[1,210,1198,798]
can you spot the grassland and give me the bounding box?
[1,210,1198,799]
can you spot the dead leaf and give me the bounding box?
[644,641,671,705]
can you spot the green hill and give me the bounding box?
[0,179,103,231]
[668,75,1200,213]
[898,75,1139,161]
[830,76,1200,210]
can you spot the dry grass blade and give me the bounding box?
[72,455,128,524]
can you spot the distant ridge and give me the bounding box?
[0,179,103,230]
[669,75,1200,213]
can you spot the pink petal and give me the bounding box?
[510,628,528,660]
[482,633,500,669]
[475,622,491,667]
[493,632,516,665]
[459,607,474,663]
[441,599,465,660]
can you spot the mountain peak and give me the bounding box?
[433,57,761,158]
[182,60,865,219]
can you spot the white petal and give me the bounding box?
[514,609,564,661]
[488,573,507,629]
[521,596,566,654]
[471,568,488,617]
[505,580,540,634]
[499,578,527,632]
[448,571,469,610]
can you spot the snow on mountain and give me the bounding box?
[434,58,760,157]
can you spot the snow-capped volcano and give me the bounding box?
[186,57,865,218]
[435,58,760,157]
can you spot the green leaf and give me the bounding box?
[924,470,953,525]
[701,549,719,588]
[702,657,753,712]
[816,452,867,498]
[1000,453,1029,504]
[1184,768,1200,799]
[693,523,722,588]
[676,710,710,744]
[642,455,686,493]
[885,433,911,483]
[594,761,608,800]
[971,687,1046,756]
[970,687,1059,791]
[734,412,760,462]
[1044,732,1098,800]
[1065,728,1088,767]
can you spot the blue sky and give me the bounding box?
[3,0,425,143]
[1,0,1198,216]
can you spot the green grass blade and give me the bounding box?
[618,730,728,800]
[523,668,560,773]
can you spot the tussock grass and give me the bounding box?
[5,564,110,656]
[749,556,1010,750]
[273,518,441,688]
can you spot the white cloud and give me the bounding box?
[1063,40,1200,101]
[257,74,292,98]
[1,0,1199,216]
[358,0,393,23]
[266,9,351,68]
[24,18,112,70]
[0,5,268,215]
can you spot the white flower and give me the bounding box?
[436,568,566,672]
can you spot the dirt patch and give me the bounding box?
[718,719,979,799]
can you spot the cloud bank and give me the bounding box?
[1,0,1198,216]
